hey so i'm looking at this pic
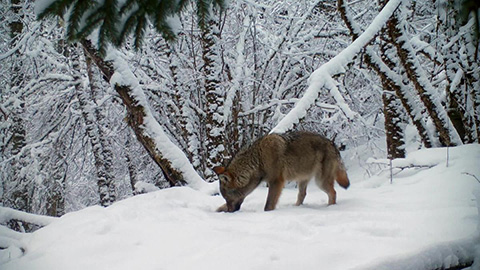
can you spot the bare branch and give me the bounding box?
[462,172,480,184]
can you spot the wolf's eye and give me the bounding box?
[219,174,229,183]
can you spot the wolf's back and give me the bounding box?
[283,131,350,190]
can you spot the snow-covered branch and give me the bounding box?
[271,0,402,134]
[0,225,25,251]
[367,157,436,171]
[388,2,463,146]
[337,0,436,150]
[0,206,56,227]
[80,39,215,193]
[0,23,40,61]
[223,14,249,125]
[107,49,215,191]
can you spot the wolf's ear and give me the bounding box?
[213,167,233,184]
[213,166,225,175]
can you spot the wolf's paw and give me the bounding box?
[216,203,229,212]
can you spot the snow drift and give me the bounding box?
[1,144,479,270]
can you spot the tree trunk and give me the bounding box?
[124,134,138,194]
[81,39,186,187]
[471,77,480,143]
[70,43,117,207]
[338,0,406,157]
[4,0,32,232]
[201,14,226,181]
[45,141,66,217]
[443,29,471,143]
[387,3,462,147]
[382,91,406,158]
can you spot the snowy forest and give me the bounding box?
[1,0,480,269]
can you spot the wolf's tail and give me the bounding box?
[336,168,350,189]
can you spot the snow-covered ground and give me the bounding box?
[1,144,479,270]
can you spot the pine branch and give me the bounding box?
[37,0,226,52]
[36,0,71,19]
[67,0,96,41]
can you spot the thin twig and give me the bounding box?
[0,106,8,120]
[462,172,480,184]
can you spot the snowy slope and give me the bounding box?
[1,145,479,270]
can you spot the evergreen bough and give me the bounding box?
[37,0,225,55]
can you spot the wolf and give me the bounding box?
[214,131,350,212]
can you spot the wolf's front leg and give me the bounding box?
[264,176,285,211]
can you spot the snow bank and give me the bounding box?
[1,144,479,270]
[353,239,477,270]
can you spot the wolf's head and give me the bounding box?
[213,166,248,212]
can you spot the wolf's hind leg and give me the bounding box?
[264,176,285,211]
[327,188,336,205]
[295,180,308,206]
[324,180,336,205]
[316,176,337,205]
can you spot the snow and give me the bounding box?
[223,14,249,125]
[0,207,56,227]
[1,144,479,270]
[33,0,57,16]
[133,181,160,194]
[271,0,402,134]
[165,15,182,36]
[104,48,217,194]
[395,2,463,146]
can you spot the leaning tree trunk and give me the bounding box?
[387,2,462,147]
[338,0,453,153]
[439,5,480,144]
[339,0,408,157]
[70,44,117,207]
[81,39,186,187]
[85,47,118,205]
[443,20,470,143]
[339,0,435,150]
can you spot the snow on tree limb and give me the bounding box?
[270,0,402,134]
[389,2,463,146]
[338,0,435,149]
[223,14,249,126]
[0,206,56,227]
[104,48,216,193]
